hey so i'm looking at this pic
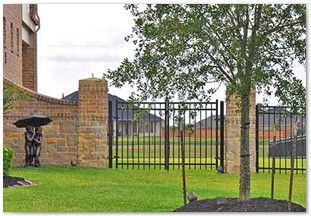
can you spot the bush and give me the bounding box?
[3,147,15,176]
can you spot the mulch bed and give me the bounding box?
[173,197,306,212]
[3,176,35,188]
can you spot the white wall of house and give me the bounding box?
[113,120,164,137]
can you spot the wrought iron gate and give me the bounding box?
[108,100,225,170]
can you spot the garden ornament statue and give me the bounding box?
[14,113,52,168]
[216,166,224,173]
[24,126,35,167]
[187,192,198,203]
[33,126,43,167]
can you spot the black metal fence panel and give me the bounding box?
[255,105,306,174]
[108,100,225,170]
[268,135,306,158]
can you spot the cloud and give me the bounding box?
[47,52,123,62]
[44,40,134,63]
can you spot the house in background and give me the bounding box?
[63,91,164,137]
[258,107,306,137]
[196,108,299,130]
[195,115,224,129]
[194,107,305,138]
[258,107,300,129]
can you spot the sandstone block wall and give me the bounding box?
[3,78,78,166]
[3,77,108,168]
[77,78,108,167]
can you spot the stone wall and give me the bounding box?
[3,77,108,167]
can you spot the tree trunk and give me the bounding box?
[239,90,251,201]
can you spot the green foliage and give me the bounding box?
[105,4,306,201]
[106,4,306,112]
[3,147,15,176]
[3,81,28,113]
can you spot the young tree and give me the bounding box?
[106,4,306,201]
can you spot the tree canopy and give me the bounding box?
[105,4,306,201]
[107,4,306,111]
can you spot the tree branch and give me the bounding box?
[204,46,234,83]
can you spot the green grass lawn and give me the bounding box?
[112,137,306,172]
[3,166,306,212]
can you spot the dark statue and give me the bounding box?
[24,126,35,166]
[24,126,43,167]
[33,126,43,167]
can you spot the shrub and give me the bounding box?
[3,147,15,176]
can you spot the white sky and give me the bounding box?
[35,3,306,105]
[37,4,136,99]
[0,3,306,104]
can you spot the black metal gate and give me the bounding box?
[108,100,225,170]
[255,105,306,174]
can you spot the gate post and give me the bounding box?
[255,104,259,173]
[115,100,119,169]
[108,100,113,168]
[164,99,170,170]
[220,101,225,169]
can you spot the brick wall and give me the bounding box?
[3,77,109,167]
[22,4,38,92]
[3,4,23,85]
[225,89,256,174]
[22,36,37,91]
[3,4,38,91]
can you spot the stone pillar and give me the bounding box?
[77,77,108,167]
[225,89,256,174]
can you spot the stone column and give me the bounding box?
[77,77,108,167]
[225,89,256,174]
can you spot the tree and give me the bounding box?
[3,80,28,113]
[106,4,306,201]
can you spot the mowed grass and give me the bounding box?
[112,138,306,171]
[113,137,218,157]
[3,166,306,212]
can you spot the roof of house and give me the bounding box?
[195,115,225,129]
[194,107,300,129]
[62,91,162,121]
[258,107,294,127]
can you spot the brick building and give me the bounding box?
[3,4,39,91]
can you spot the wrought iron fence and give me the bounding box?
[255,105,306,174]
[108,100,225,170]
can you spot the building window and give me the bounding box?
[16,28,19,56]
[3,17,6,48]
[10,22,13,53]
